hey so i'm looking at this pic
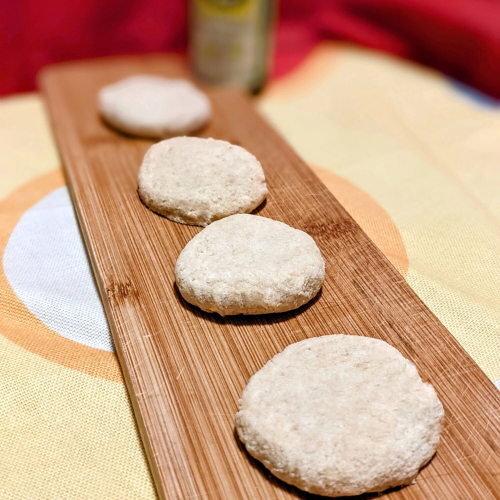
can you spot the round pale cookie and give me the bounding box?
[138,137,268,226]
[174,214,325,315]
[98,75,211,138]
[236,335,444,497]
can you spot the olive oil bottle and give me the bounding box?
[189,0,277,93]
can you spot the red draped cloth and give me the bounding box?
[1,0,499,97]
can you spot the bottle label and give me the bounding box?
[199,0,251,14]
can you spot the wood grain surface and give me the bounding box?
[40,55,500,500]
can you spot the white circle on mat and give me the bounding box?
[3,187,114,352]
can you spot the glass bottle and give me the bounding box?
[189,0,277,93]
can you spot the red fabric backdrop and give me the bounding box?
[1,0,500,97]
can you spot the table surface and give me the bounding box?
[1,43,500,499]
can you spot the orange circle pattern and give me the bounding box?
[0,170,122,382]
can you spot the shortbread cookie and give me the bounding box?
[138,137,267,226]
[99,75,211,138]
[175,214,325,314]
[236,335,444,497]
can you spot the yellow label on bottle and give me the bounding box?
[198,0,252,16]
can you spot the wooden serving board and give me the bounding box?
[40,55,500,500]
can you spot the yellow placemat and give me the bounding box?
[260,43,500,383]
[1,43,499,499]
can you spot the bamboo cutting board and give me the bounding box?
[40,55,500,500]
